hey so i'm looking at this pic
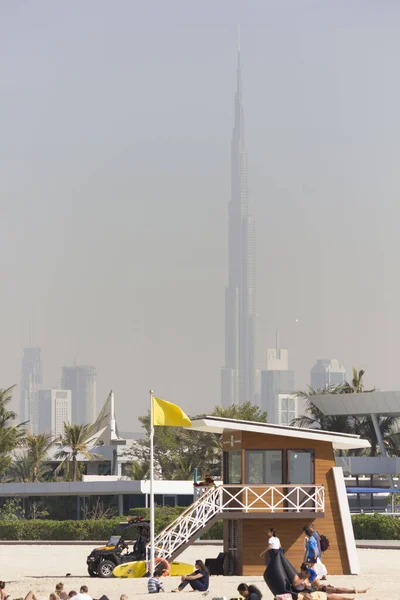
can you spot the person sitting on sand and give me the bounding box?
[0,582,10,600]
[24,592,39,600]
[293,564,368,600]
[68,592,77,598]
[55,584,68,600]
[297,562,368,595]
[148,565,166,594]
[75,586,92,600]
[172,560,209,593]
[237,583,262,600]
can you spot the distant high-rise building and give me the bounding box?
[61,365,96,425]
[221,36,260,407]
[261,337,297,425]
[20,347,42,434]
[38,389,71,438]
[310,359,346,390]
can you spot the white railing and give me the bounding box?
[220,484,325,513]
[146,484,324,561]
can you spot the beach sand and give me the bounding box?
[1,544,390,600]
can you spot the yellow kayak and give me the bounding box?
[113,560,193,578]
[169,562,194,577]
[113,561,147,578]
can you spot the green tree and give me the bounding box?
[342,368,374,394]
[290,384,355,435]
[23,430,55,482]
[212,401,267,423]
[55,423,102,481]
[292,369,400,457]
[0,498,22,520]
[136,413,220,480]
[0,386,25,475]
[125,459,150,480]
[6,453,33,482]
[136,401,267,480]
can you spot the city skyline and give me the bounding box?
[20,346,42,434]
[2,2,397,427]
[221,38,260,407]
[38,388,71,438]
[61,365,97,426]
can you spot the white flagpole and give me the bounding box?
[149,389,155,577]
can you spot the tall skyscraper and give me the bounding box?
[221,37,260,407]
[310,359,346,390]
[38,389,72,438]
[20,347,42,433]
[61,365,96,425]
[261,334,298,425]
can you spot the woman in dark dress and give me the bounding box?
[237,583,262,600]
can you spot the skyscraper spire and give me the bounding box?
[221,35,260,407]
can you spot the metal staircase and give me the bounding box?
[147,485,222,562]
[146,483,324,562]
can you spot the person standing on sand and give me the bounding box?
[260,528,281,557]
[303,525,327,580]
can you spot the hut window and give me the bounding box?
[287,450,314,484]
[225,451,242,484]
[245,450,283,484]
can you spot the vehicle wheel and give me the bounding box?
[87,568,98,577]
[99,560,116,578]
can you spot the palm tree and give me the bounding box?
[0,386,26,475]
[343,368,374,394]
[291,384,355,434]
[55,423,102,482]
[24,430,55,482]
[357,416,400,457]
[171,456,197,480]
[341,369,400,455]
[6,453,33,482]
[125,459,150,480]
[292,369,400,457]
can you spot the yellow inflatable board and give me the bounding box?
[113,561,193,578]
[169,562,193,577]
[113,561,147,578]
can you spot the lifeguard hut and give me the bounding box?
[147,417,369,577]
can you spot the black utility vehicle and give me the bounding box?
[86,518,150,578]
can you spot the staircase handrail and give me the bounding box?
[151,484,221,542]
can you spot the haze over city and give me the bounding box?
[2,0,399,429]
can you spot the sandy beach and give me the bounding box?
[0,544,390,600]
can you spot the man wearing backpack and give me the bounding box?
[303,524,328,580]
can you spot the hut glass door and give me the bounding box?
[287,450,315,509]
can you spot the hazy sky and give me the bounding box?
[2,1,400,429]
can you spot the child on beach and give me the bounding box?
[148,565,166,594]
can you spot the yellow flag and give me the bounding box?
[152,397,192,427]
